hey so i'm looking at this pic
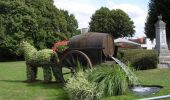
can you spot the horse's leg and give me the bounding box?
[32,66,38,80]
[43,66,52,83]
[51,64,64,83]
[25,64,37,82]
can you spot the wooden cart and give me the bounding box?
[54,32,115,82]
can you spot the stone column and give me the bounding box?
[155,15,170,63]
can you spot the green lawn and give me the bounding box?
[103,68,170,100]
[0,61,170,100]
[0,61,68,100]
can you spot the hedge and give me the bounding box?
[0,48,23,62]
[117,49,158,70]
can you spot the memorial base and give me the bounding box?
[158,48,170,63]
[159,52,170,69]
[158,63,170,68]
[159,56,170,63]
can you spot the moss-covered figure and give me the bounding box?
[20,41,63,83]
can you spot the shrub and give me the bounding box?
[65,71,102,100]
[20,41,55,64]
[88,64,128,96]
[65,64,138,99]
[117,49,158,70]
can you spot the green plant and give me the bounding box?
[117,49,158,70]
[88,64,128,96]
[20,41,59,82]
[56,45,68,53]
[65,71,102,100]
[20,41,55,63]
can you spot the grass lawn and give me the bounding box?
[0,61,170,100]
[0,61,68,100]
[103,68,170,100]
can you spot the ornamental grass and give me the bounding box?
[88,64,128,96]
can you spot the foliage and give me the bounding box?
[56,45,68,53]
[60,10,78,34]
[117,49,158,70]
[65,71,102,100]
[145,0,170,43]
[52,40,69,52]
[31,49,54,64]
[20,41,54,64]
[88,64,128,96]
[20,41,59,82]
[65,64,137,99]
[0,0,78,56]
[20,41,37,61]
[89,7,110,34]
[0,48,23,61]
[89,7,135,39]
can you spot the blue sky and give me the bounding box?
[112,0,149,9]
[54,0,150,38]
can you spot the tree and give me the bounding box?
[25,0,68,49]
[89,7,135,39]
[61,10,78,33]
[145,0,170,47]
[0,1,37,55]
[89,7,110,33]
[0,0,78,57]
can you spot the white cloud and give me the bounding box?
[54,0,98,28]
[54,0,147,37]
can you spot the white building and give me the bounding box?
[141,38,156,49]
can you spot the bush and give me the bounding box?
[65,71,102,100]
[0,48,23,62]
[65,64,138,99]
[117,49,158,70]
[88,64,128,96]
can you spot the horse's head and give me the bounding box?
[20,41,28,51]
[19,41,37,56]
[18,41,27,55]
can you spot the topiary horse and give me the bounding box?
[20,41,63,83]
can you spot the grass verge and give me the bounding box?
[0,61,170,100]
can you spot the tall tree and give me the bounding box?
[109,9,135,38]
[89,7,135,39]
[89,7,110,33]
[24,0,68,49]
[145,0,170,47]
[0,1,37,55]
[0,0,78,56]
[61,10,78,33]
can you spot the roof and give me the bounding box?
[129,37,146,44]
[114,38,141,47]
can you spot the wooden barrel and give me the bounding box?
[68,32,114,58]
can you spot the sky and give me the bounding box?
[54,0,150,38]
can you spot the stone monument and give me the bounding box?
[155,15,170,63]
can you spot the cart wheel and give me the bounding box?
[60,50,92,82]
